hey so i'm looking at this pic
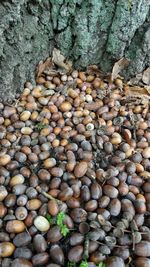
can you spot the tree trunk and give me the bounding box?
[0,0,149,100]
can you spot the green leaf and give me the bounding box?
[97,262,105,267]
[67,262,75,267]
[35,123,48,130]
[60,224,70,237]
[56,211,65,226]
[46,213,52,224]
[79,260,88,267]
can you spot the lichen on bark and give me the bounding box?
[0,0,149,99]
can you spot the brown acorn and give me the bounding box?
[68,245,83,263]
[74,161,88,178]
[6,220,26,233]
[47,226,63,243]
[32,252,49,266]
[134,241,150,257]
[0,242,15,257]
[134,257,150,267]
[11,258,33,267]
[49,244,64,265]
[105,256,125,267]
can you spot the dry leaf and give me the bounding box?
[43,69,62,76]
[125,256,132,267]
[87,65,104,76]
[36,57,53,79]
[122,85,150,106]
[140,171,150,179]
[142,67,150,85]
[127,73,142,86]
[145,85,150,94]
[111,58,129,81]
[52,48,72,73]
[124,86,150,99]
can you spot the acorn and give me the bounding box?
[4,193,16,207]
[47,226,63,242]
[91,183,102,199]
[85,200,98,211]
[105,256,125,267]
[49,244,64,265]
[74,161,88,178]
[0,203,7,218]
[79,222,90,234]
[15,207,28,220]
[13,231,31,247]
[68,245,83,263]
[11,258,33,267]
[90,251,106,264]
[24,211,37,227]
[12,184,27,195]
[108,199,121,216]
[14,247,32,260]
[32,252,49,266]
[59,101,72,112]
[58,187,73,201]
[142,147,150,159]
[34,216,50,232]
[20,110,31,121]
[0,232,10,242]
[6,220,26,233]
[134,241,150,257]
[17,194,28,206]
[113,247,130,260]
[103,185,118,198]
[33,234,47,252]
[43,158,56,169]
[0,154,11,166]
[48,200,59,216]
[134,257,150,267]
[0,186,8,201]
[26,199,42,210]
[69,233,84,246]
[70,208,87,223]
[0,242,15,257]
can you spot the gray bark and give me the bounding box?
[0,0,150,100]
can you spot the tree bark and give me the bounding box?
[0,0,150,100]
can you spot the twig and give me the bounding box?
[129,110,137,141]
[83,236,89,260]
[36,186,63,204]
[96,241,128,248]
[132,232,135,251]
[130,220,137,251]
[12,136,21,148]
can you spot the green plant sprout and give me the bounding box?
[56,211,65,225]
[45,211,70,237]
[35,122,48,130]
[46,213,52,224]
[67,262,75,267]
[60,223,70,237]
[79,261,88,267]
[97,263,105,267]
[56,211,70,237]
[67,260,105,267]
[79,260,105,267]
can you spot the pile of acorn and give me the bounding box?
[0,65,150,267]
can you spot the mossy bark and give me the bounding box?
[0,0,149,100]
